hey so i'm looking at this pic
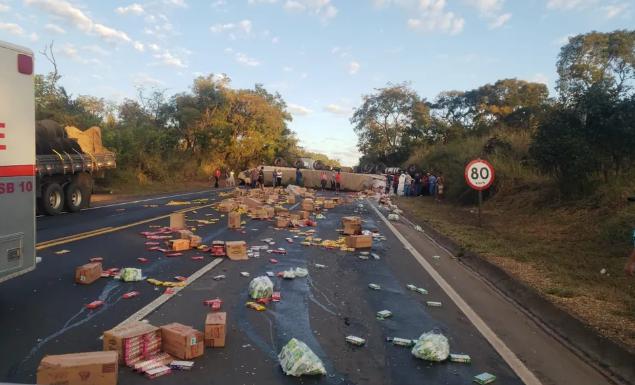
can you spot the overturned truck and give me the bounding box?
[238,166,384,191]
[36,120,116,215]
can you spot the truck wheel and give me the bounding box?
[64,182,83,212]
[40,183,64,216]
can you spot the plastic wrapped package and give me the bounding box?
[411,332,450,362]
[278,338,326,377]
[248,276,274,299]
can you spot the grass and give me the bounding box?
[395,194,635,349]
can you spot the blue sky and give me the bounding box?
[0,0,632,166]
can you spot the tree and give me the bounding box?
[557,30,635,101]
[351,83,428,165]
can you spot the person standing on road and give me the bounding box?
[436,173,445,202]
[428,173,437,197]
[272,169,278,188]
[385,174,392,194]
[295,167,303,186]
[214,168,221,188]
[250,168,258,189]
[276,169,283,190]
[320,171,327,191]
[335,170,342,195]
[404,173,412,196]
[392,173,399,195]
[227,170,235,187]
[422,173,430,196]
[258,166,265,190]
[413,172,421,196]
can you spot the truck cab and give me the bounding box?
[0,40,36,283]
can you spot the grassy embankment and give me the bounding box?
[399,129,635,349]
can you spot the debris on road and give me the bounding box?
[119,268,144,282]
[345,336,366,346]
[388,214,399,221]
[474,372,497,384]
[37,351,118,385]
[240,272,250,277]
[122,291,140,299]
[411,332,450,362]
[213,274,226,280]
[54,249,71,255]
[85,300,104,309]
[160,323,204,360]
[278,338,327,377]
[75,262,102,285]
[449,353,471,363]
[245,301,266,311]
[203,298,223,311]
[204,311,227,348]
[376,310,393,320]
[89,257,103,262]
[387,337,416,347]
[426,301,442,307]
[368,283,381,290]
[169,360,194,371]
[248,276,274,299]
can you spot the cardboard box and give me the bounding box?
[169,213,185,230]
[169,239,190,252]
[289,212,301,222]
[301,211,310,220]
[225,241,247,260]
[287,195,296,204]
[177,230,194,239]
[103,321,159,364]
[218,200,236,213]
[342,216,362,235]
[244,197,262,208]
[274,206,289,216]
[37,351,118,385]
[75,262,102,285]
[204,312,226,348]
[346,235,373,249]
[263,205,275,219]
[228,211,241,229]
[189,235,202,248]
[160,323,204,360]
[301,198,314,211]
[275,216,290,228]
[324,200,335,209]
[249,207,268,219]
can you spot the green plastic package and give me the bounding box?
[278,338,327,377]
[411,332,450,362]
[120,268,143,282]
[248,276,274,299]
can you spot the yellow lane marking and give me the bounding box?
[36,203,217,251]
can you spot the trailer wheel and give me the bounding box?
[64,182,83,212]
[40,183,64,216]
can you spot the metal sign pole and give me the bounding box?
[478,190,482,227]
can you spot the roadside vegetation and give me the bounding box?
[353,30,635,347]
[34,44,339,193]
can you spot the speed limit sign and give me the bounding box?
[465,159,495,191]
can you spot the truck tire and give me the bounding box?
[40,183,64,216]
[64,182,83,212]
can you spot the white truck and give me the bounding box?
[0,40,116,283]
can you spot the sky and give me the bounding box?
[0,0,633,166]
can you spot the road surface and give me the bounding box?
[0,188,616,385]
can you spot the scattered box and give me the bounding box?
[225,241,248,260]
[243,197,262,208]
[301,198,314,211]
[75,262,103,285]
[177,230,193,239]
[263,206,275,218]
[346,235,372,249]
[218,200,236,213]
[287,195,296,204]
[36,351,118,385]
[300,211,310,220]
[275,216,290,228]
[102,321,160,364]
[289,212,301,222]
[169,239,190,252]
[324,200,335,209]
[274,206,289,216]
[169,213,185,230]
[160,323,204,360]
[228,211,241,229]
[189,235,202,248]
[342,216,362,235]
[204,312,227,348]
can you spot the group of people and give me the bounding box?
[384,171,445,201]
[212,168,235,188]
[319,170,342,194]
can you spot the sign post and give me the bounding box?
[464,159,495,227]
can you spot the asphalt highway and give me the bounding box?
[0,187,615,385]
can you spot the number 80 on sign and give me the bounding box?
[464,159,495,191]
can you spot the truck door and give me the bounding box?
[0,40,36,283]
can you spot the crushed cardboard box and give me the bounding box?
[37,351,118,385]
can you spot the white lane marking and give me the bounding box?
[370,202,543,385]
[116,258,223,327]
[84,189,214,211]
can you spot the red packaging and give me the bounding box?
[272,292,281,302]
[191,256,204,261]
[86,300,104,309]
[122,291,140,299]
[137,257,149,263]
[165,253,182,257]
[174,276,187,282]
[272,249,287,255]
[256,297,271,305]
[164,288,175,295]
[269,258,279,264]
[89,257,103,262]
[203,298,222,311]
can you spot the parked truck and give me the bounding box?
[0,40,115,283]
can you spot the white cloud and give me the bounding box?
[210,19,252,36]
[287,103,312,116]
[83,44,110,56]
[603,3,629,19]
[324,103,352,117]
[235,52,260,66]
[25,0,139,48]
[271,36,279,43]
[348,61,360,75]
[133,73,165,87]
[133,41,145,52]
[256,0,337,21]
[148,43,161,52]
[29,32,39,41]
[239,19,252,33]
[154,50,187,68]
[488,12,511,28]
[283,66,294,72]
[406,0,465,35]
[211,0,227,7]
[116,3,145,15]
[44,23,65,34]
[0,3,9,12]
[0,22,24,35]
[58,43,102,65]
[164,0,188,7]
[531,73,549,85]
[467,0,504,15]
[546,0,595,10]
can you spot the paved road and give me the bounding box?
[0,188,614,385]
